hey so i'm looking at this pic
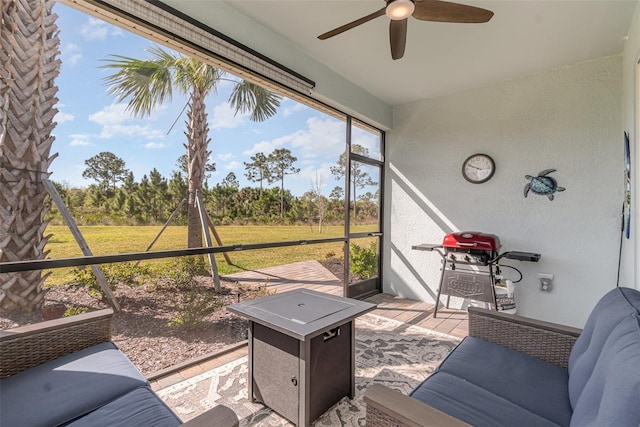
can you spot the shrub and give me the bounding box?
[72,262,150,300]
[71,267,101,298]
[168,285,225,329]
[162,256,209,291]
[350,241,378,280]
[161,256,225,328]
[64,305,90,317]
[243,280,275,301]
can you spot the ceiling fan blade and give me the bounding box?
[389,19,408,60]
[318,7,386,40]
[413,0,494,23]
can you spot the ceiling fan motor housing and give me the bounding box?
[386,0,416,20]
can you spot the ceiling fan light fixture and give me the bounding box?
[386,0,415,20]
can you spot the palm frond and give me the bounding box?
[101,47,280,124]
[228,81,282,122]
[100,52,175,118]
[172,55,223,95]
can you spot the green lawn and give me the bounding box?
[43,224,374,286]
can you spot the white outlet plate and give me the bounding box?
[538,273,553,291]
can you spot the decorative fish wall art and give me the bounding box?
[524,169,565,201]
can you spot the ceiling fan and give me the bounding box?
[318,0,494,60]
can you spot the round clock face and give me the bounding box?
[462,154,495,184]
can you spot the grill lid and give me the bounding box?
[442,231,501,251]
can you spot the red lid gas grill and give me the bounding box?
[442,231,501,265]
[413,231,540,318]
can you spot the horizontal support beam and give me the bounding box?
[0,237,346,273]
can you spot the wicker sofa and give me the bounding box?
[0,309,238,427]
[364,287,640,427]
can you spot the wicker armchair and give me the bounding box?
[363,306,582,427]
[0,309,238,427]
[0,309,114,379]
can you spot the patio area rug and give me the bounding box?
[157,313,460,426]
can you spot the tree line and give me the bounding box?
[50,147,379,228]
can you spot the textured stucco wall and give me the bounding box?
[385,56,623,327]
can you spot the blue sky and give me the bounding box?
[51,3,379,197]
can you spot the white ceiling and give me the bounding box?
[223,0,637,107]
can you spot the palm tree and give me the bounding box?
[101,47,281,248]
[0,0,60,313]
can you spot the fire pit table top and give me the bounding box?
[227,289,376,341]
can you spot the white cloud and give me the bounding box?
[292,117,345,157]
[98,124,164,140]
[55,111,75,124]
[242,139,284,156]
[89,103,164,140]
[79,17,123,41]
[69,134,93,147]
[145,142,167,149]
[211,102,248,130]
[225,160,241,170]
[89,103,130,126]
[242,116,345,160]
[352,128,380,156]
[69,53,82,66]
[61,43,82,66]
[216,152,236,162]
[282,103,308,117]
[79,18,109,41]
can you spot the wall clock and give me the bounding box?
[462,153,495,184]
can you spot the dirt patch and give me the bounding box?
[0,260,344,376]
[1,279,261,375]
[319,257,360,283]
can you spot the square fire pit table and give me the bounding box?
[227,289,376,426]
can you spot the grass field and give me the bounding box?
[43,224,377,286]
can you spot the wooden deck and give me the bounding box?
[150,260,468,389]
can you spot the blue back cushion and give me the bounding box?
[568,287,640,426]
[0,342,148,427]
[569,314,640,426]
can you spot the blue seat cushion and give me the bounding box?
[410,371,563,427]
[0,342,148,427]
[64,386,181,427]
[569,314,640,427]
[568,287,640,408]
[422,336,571,426]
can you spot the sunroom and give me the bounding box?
[1,0,640,426]
[56,0,638,328]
